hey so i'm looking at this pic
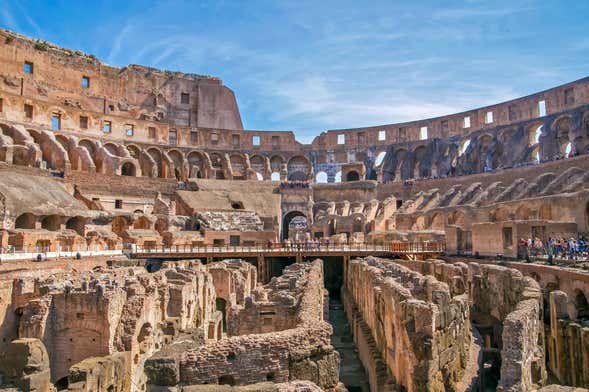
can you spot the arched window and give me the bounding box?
[459,140,471,156]
[564,142,572,157]
[334,171,342,183]
[315,171,328,183]
[256,172,263,181]
[121,162,136,176]
[534,125,543,145]
[375,151,386,166]
[271,172,280,181]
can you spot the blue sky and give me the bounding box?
[1,1,588,143]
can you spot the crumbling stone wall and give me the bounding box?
[343,256,471,391]
[547,290,589,387]
[9,261,219,391]
[145,260,341,390]
[395,258,547,390]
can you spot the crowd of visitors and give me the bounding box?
[280,181,311,189]
[519,236,588,263]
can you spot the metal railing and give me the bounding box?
[129,241,446,255]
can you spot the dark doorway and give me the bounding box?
[282,211,307,240]
[121,162,136,176]
[346,170,360,181]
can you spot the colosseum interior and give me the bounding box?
[0,28,589,392]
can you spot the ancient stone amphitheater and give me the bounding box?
[0,28,588,392]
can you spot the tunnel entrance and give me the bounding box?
[317,256,344,299]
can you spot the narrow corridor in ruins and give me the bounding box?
[328,297,370,392]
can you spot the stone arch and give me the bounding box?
[187,151,206,178]
[104,142,122,157]
[412,215,426,231]
[250,155,266,178]
[374,151,386,167]
[459,139,471,156]
[493,206,511,222]
[449,210,467,228]
[133,216,152,230]
[282,211,307,240]
[327,218,337,236]
[121,161,137,177]
[394,148,409,180]
[413,145,429,178]
[126,144,141,159]
[352,216,364,233]
[526,122,544,146]
[78,139,96,156]
[287,155,311,181]
[15,213,36,229]
[65,216,86,236]
[499,128,516,144]
[316,171,328,183]
[147,148,165,178]
[168,149,184,180]
[55,134,70,151]
[431,212,445,230]
[111,216,129,237]
[346,170,360,182]
[41,214,61,231]
[230,154,247,179]
[270,155,285,173]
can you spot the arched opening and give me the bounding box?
[287,156,310,181]
[270,171,280,181]
[352,217,363,233]
[147,148,164,178]
[155,218,168,234]
[65,217,85,236]
[315,171,328,183]
[133,216,151,230]
[431,213,445,230]
[216,298,227,332]
[529,124,543,145]
[121,162,136,176]
[15,213,35,229]
[168,150,184,180]
[111,216,128,237]
[187,151,205,179]
[563,142,572,157]
[375,151,386,166]
[218,375,236,386]
[459,139,471,156]
[334,171,342,183]
[55,376,69,391]
[230,154,247,179]
[255,172,263,181]
[575,290,589,319]
[283,211,307,241]
[126,144,141,159]
[346,170,360,182]
[327,219,336,236]
[250,155,266,177]
[231,201,244,210]
[41,215,61,231]
[104,143,121,157]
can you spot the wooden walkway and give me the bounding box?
[128,242,445,261]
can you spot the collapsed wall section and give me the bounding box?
[144,260,341,390]
[343,256,471,392]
